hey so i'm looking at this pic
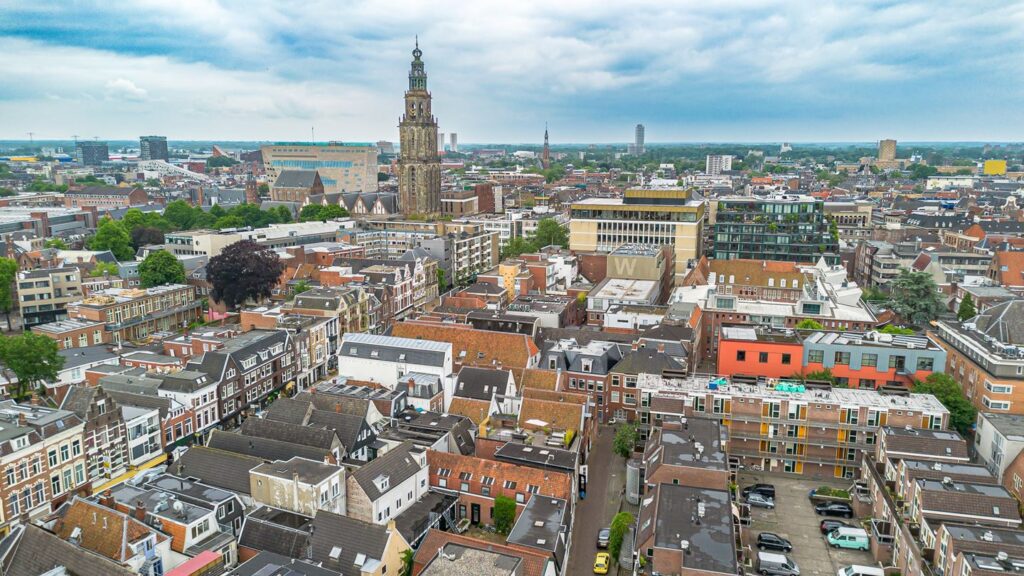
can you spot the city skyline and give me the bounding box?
[2,1,1024,142]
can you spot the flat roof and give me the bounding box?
[591,278,658,302]
[655,419,728,470]
[506,496,567,553]
[981,413,1024,441]
[494,443,576,471]
[420,544,521,576]
[651,484,737,574]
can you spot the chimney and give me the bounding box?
[17,412,26,427]
[134,500,146,521]
[335,402,341,414]
[99,490,115,508]
[407,378,416,395]
[29,394,41,406]
[657,343,665,353]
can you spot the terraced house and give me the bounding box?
[189,330,294,426]
[0,402,85,536]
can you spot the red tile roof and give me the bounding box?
[427,449,572,503]
[391,322,540,372]
[518,397,584,433]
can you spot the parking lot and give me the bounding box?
[739,472,875,576]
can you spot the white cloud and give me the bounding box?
[105,78,148,101]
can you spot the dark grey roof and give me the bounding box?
[350,442,425,502]
[0,524,135,576]
[309,511,390,576]
[648,419,727,471]
[241,414,340,451]
[507,496,568,558]
[454,367,510,401]
[612,349,684,375]
[169,445,262,495]
[494,443,575,471]
[640,323,695,343]
[67,185,139,196]
[538,326,635,347]
[295,391,372,418]
[273,169,320,189]
[152,369,215,393]
[463,282,505,295]
[58,345,117,370]
[252,457,339,485]
[264,397,314,424]
[189,330,290,383]
[340,332,449,367]
[230,550,340,576]
[207,429,333,463]
[653,484,737,574]
[238,507,313,560]
[105,389,172,419]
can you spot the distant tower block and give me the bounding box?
[450,133,458,153]
[878,139,897,162]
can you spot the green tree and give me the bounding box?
[957,293,977,321]
[879,325,915,335]
[208,204,227,219]
[44,238,67,250]
[501,237,536,259]
[272,205,293,223]
[0,333,64,399]
[399,549,414,576]
[130,226,165,249]
[90,261,120,277]
[214,215,245,229]
[138,250,186,288]
[0,258,17,331]
[907,163,939,180]
[613,422,638,459]
[913,373,976,435]
[88,217,134,260]
[206,156,239,168]
[493,495,516,535]
[299,204,325,222]
[436,268,448,293]
[163,200,199,230]
[257,183,270,195]
[609,511,634,560]
[530,218,569,248]
[887,270,945,325]
[795,319,824,330]
[292,280,312,296]
[804,368,838,385]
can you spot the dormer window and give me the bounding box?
[548,357,557,369]
[581,359,593,373]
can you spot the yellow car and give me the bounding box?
[594,552,611,574]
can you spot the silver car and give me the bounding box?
[747,492,776,509]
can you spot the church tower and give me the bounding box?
[398,39,441,215]
[542,123,550,169]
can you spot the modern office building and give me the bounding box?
[17,267,83,328]
[261,142,377,195]
[75,141,109,166]
[705,155,733,175]
[878,139,897,162]
[398,41,442,215]
[570,186,704,283]
[449,133,458,153]
[139,136,169,161]
[634,124,645,155]
[713,194,840,265]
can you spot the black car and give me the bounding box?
[757,532,793,552]
[815,502,854,518]
[819,519,851,534]
[742,483,776,499]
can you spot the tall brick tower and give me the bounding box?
[245,175,259,205]
[542,123,550,169]
[398,38,441,215]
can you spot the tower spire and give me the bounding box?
[542,122,551,169]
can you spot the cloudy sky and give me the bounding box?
[2,0,1023,143]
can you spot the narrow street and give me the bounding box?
[568,425,627,576]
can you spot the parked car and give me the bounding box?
[758,551,800,576]
[747,492,775,509]
[819,519,851,534]
[826,527,870,551]
[743,483,776,499]
[815,502,854,518]
[597,528,610,549]
[757,532,793,552]
[838,566,885,576]
[593,552,611,574]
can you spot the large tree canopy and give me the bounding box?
[206,240,285,309]
[887,269,945,325]
[138,250,187,288]
[0,258,17,331]
[0,333,64,399]
[913,373,976,435]
[88,217,135,261]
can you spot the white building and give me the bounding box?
[975,412,1024,480]
[122,405,163,467]
[250,457,346,516]
[347,443,430,525]
[338,333,453,393]
[705,154,733,175]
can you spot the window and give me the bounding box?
[504,480,517,490]
[834,351,851,365]
[72,440,81,457]
[527,484,540,494]
[460,482,469,492]
[782,354,791,365]
[859,379,876,389]
[5,468,13,486]
[48,449,58,467]
[759,352,769,363]
[9,494,18,516]
[736,350,746,362]
[515,493,525,503]
[191,519,210,539]
[60,445,69,462]
[917,358,934,371]
[50,475,61,495]
[808,350,824,363]
[862,353,877,368]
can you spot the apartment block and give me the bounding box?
[645,373,950,479]
[16,267,82,328]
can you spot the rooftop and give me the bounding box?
[506,496,568,554]
[420,544,521,576]
[649,419,728,470]
[251,456,340,485]
[644,484,737,575]
[982,413,1024,441]
[591,278,659,302]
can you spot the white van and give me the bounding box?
[837,565,885,576]
[759,551,800,576]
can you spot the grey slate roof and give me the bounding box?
[230,550,340,576]
[971,300,1024,346]
[237,506,312,559]
[58,345,117,370]
[241,415,340,451]
[207,429,333,463]
[612,349,684,375]
[169,445,262,495]
[295,391,371,418]
[454,367,510,401]
[309,511,391,576]
[273,169,320,189]
[350,442,424,502]
[340,332,449,367]
[264,397,315,424]
[105,389,172,419]
[0,524,135,576]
